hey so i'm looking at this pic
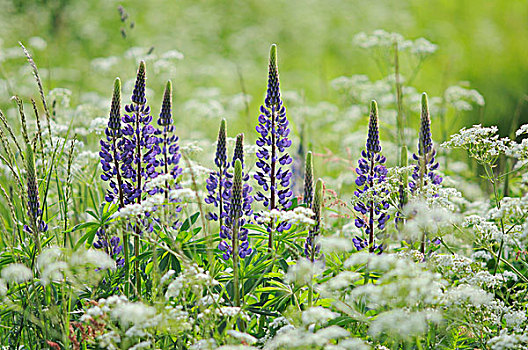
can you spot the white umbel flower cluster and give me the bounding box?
[256,207,315,226]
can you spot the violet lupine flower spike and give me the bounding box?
[305,178,323,262]
[352,101,388,254]
[121,61,160,293]
[410,92,442,192]
[218,134,253,260]
[303,151,314,208]
[155,81,182,193]
[409,93,442,254]
[231,159,243,307]
[154,80,182,226]
[100,78,127,207]
[205,119,228,228]
[97,78,127,269]
[254,44,293,248]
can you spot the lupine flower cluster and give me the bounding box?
[254,44,293,219]
[100,78,127,206]
[154,81,182,186]
[98,78,127,265]
[94,226,124,267]
[410,93,442,192]
[352,101,388,254]
[205,119,229,226]
[153,81,182,225]
[120,61,160,206]
[97,62,183,266]
[218,134,254,260]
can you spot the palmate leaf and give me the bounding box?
[70,202,118,250]
[258,280,300,311]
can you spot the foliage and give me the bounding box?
[0,19,526,350]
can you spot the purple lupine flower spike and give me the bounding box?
[121,61,160,204]
[409,93,443,192]
[205,119,229,227]
[100,78,128,205]
[409,93,443,254]
[219,134,253,260]
[154,81,182,226]
[97,78,125,265]
[353,101,388,254]
[121,61,160,291]
[254,44,293,248]
[155,81,182,184]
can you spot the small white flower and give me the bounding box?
[111,302,157,327]
[285,258,324,285]
[227,330,257,344]
[1,263,32,283]
[302,307,339,325]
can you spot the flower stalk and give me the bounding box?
[254,44,293,249]
[231,159,243,307]
[410,93,442,254]
[353,101,388,254]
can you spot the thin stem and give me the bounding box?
[218,166,224,229]
[232,217,240,308]
[483,163,506,276]
[368,156,375,252]
[112,135,130,297]
[419,153,427,255]
[134,106,142,295]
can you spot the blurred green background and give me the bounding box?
[0,0,527,136]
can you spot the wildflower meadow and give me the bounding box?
[0,2,528,349]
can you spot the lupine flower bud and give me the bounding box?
[418,93,432,156]
[231,159,243,219]
[265,44,280,108]
[215,119,227,169]
[366,100,381,155]
[303,151,314,208]
[159,80,173,126]
[233,133,244,167]
[108,78,121,134]
[131,61,147,105]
